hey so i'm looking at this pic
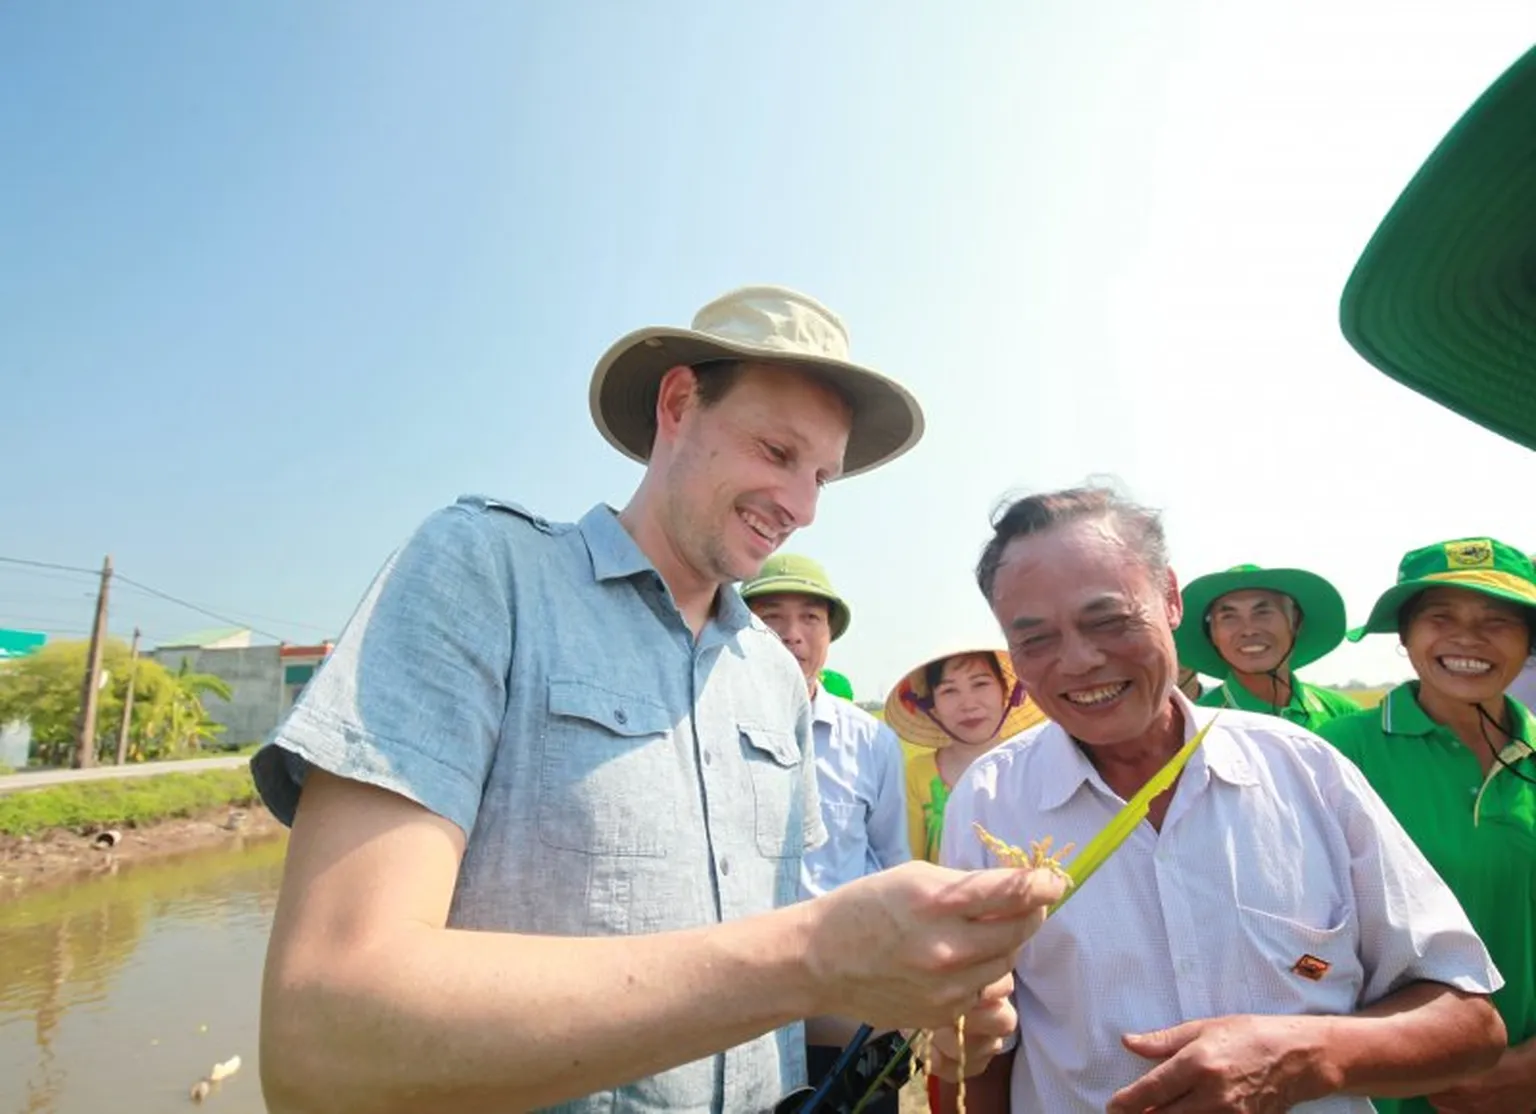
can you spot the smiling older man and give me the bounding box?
[939,485,1506,1114]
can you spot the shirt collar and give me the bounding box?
[811,683,839,726]
[1035,688,1256,812]
[1220,676,1296,712]
[575,504,754,636]
[1381,680,1536,745]
[577,504,654,582]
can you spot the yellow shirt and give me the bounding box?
[906,748,948,864]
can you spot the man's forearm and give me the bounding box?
[262,908,820,1114]
[1317,982,1505,1099]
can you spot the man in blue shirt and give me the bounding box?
[252,286,1067,1113]
[743,553,910,1112]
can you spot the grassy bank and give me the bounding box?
[0,767,260,837]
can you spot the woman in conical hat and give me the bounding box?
[1318,537,1536,1112]
[884,648,1045,867]
[883,647,1044,1114]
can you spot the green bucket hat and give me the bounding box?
[1339,46,1536,450]
[1349,537,1536,641]
[740,553,851,641]
[1175,564,1346,678]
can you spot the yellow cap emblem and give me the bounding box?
[1445,540,1494,569]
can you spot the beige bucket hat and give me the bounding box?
[588,285,925,478]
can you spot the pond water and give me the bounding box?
[0,834,287,1114]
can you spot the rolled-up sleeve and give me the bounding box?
[251,503,512,839]
[1331,757,1504,1002]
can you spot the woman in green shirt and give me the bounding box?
[1319,537,1536,1113]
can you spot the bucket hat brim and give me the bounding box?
[1348,567,1536,641]
[1174,567,1346,678]
[882,648,1045,749]
[589,326,924,480]
[739,572,851,641]
[1339,46,1536,450]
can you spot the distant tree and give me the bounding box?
[0,638,231,767]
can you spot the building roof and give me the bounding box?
[156,626,253,650]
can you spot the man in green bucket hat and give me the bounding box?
[1174,563,1359,730]
[740,553,910,1114]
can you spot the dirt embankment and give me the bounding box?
[0,803,287,897]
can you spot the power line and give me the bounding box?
[112,573,287,642]
[111,580,334,635]
[0,553,330,644]
[0,555,99,576]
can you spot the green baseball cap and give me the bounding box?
[740,553,851,641]
[1349,537,1536,641]
[1175,564,1346,678]
[1340,46,1536,450]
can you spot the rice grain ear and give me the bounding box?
[973,716,1219,914]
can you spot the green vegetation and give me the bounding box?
[1329,686,1390,709]
[0,768,259,837]
[0,638,232,766]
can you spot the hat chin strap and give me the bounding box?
[1214,612,1300,714]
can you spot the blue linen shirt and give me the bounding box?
[252,496,826,1114]
[799,687,911,898]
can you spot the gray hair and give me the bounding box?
[975,484,1169,604]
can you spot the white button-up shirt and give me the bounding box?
[941,693,1501,1113]
[799,686,911,898]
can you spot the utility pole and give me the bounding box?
[74,555,112,769]
[114,626,141,765]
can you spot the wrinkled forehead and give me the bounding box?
[991,524,1154,623]
[1211,588,1291,613]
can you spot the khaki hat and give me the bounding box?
[589,285,925,478]
[740,553,850,641]
[882,647,1045,749]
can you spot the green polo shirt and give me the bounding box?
[1195,675,1360,730]
[1319,683,1536,1113]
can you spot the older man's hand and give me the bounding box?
[921,974,1018,1082]
[1106,1014,1331,1113]
[1426,1038,1536,1113]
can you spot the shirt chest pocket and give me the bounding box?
[740,725,805,860]
[538,677,681,858]
[1233,903,1365,1017]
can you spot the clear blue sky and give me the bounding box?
[3,2,1535,695]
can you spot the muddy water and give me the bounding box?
[0,835,287,1114]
